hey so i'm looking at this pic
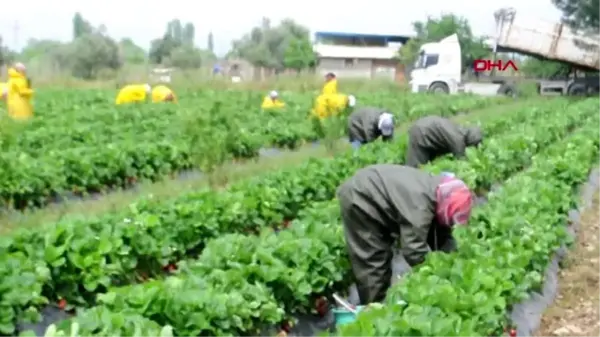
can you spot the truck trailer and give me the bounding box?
[409,7,600,97]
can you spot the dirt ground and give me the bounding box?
[536,192,600,336]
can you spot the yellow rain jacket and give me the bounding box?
[0,82,7,101]
[312,94,348,120]
[115,84,149,105]
[322,79,338,95]
[261,96,285,109]
[152,85,177,103]
[7,68,34,120]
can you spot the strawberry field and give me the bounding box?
[0,89,500,210]
[0,89,598,337]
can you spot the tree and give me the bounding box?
[20,39,64,60]
[18,39,68,71]
[167,45,205,69]
[149,19,210,65]
[166,20,183,43]
[72,12,93,39]
[68,13,123,79]
[399,14,489,71]
[552,0,599,32]
[183,23,195,47]
[207,32,214,53]
[283,37,316,74]
[69,32,122,79]
[228,18,312,71]
[149,34,180,64]
[119,38,146,65]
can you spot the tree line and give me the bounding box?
[0,0,596,80]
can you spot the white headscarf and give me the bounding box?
[377,112,394,136]
[144,84,152,94]
[347,95,356,107]
[269,90,278,98]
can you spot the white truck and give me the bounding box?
[409,7,600,97]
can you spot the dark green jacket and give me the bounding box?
[337,164,446,266]
[347,107,391,143]
[406,116,483,167]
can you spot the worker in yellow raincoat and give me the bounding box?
[115,84,152,105]
[152,85,177,103]
[7,63,34,120]
[312,93,356,120]
[310,93,356,139]
[0,82,7,101]
[261,90,285,109]
[322,72,338,95]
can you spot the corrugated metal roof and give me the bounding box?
[313,44,398,59]
[314,31,412,43]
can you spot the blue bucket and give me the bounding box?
[332,306,365,326]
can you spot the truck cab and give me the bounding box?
[409,34,514,96]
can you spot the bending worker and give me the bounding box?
[261,90,285,109]
[347,107,395,149]
[406,116,483,168]
[115,84,152,105]
[151,85,177,103]
[7,62,34,120]
[337,164,474,304]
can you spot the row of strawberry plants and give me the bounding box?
[1,99,555,314]
[34,99,599,336]
[15,92,500,164]
[1,94,497,209]
[336,114,600,336]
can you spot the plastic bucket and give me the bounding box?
[332,306,365,326]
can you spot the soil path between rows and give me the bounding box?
[536,191,599,336]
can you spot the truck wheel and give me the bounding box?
[567,83,587,96]
[497,84,518,97]
[428,82,449,94]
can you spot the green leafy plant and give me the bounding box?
[12,97,596,336]
[0,89,500,209]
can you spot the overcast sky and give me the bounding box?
[0,0,563,56]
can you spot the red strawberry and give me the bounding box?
[509,329,517,337]
[281,320,292,332]
[163,263,177,272]
[315,297,328,316]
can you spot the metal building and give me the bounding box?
[313,31,412,82]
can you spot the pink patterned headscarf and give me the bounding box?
[435,176,474,226]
